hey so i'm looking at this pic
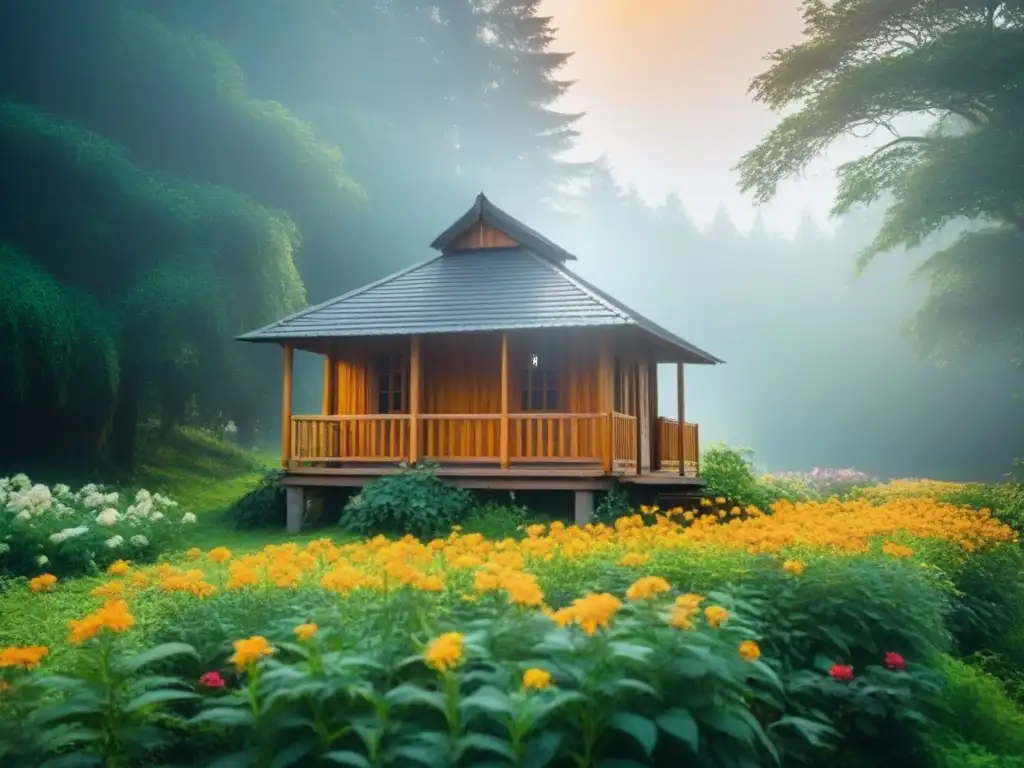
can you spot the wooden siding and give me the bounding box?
[656,417,700,476]
[448,220,518,251]
[295,329,700,474]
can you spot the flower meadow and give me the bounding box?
[3,490,1024,767]
[0,474,195,578]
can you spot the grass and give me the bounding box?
[0,425,356,666]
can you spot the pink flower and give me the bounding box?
[199,671,226,690]
[884,652,906,671]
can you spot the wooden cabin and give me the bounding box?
[238,193,723,530]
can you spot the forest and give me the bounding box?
[2,0,1022,481]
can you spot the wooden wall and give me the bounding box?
[323,329,622,417]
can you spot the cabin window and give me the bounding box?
[521,352,560,411]
[376,353,407,413]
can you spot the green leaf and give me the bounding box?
[457,733,516,761]
[36,726,103,752]
[29,700,103,727]
[523,731,562,767]
[385,684,446,714]
[125,688,200,712]
[700,710,753,744]
[269,739,316,768]
[120,642,198,673]
[609,642,653,663]
[190,706,255,728]
[39,756,103,768]
[656,708,699,752]
[460,686,514,719]
[323,751,371,768]
[608,712,658,757]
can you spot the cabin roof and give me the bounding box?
[430,192,577,262]
[238,246,723,364]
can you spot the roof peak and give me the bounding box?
[430,193,577,262]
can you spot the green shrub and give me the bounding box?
[461,501,532,540]
[941,484,1024,536]
[228,470,286,529]
[700,445,770,508]
[0,474,193,578]
[925,656,1024,767]
[594,485,632,524]
[341,463,475,539]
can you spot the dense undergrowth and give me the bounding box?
[3,436,1024,766]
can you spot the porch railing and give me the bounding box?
[655,417,700,476]
[290,413,700,474]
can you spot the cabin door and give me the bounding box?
[636,361,652,472]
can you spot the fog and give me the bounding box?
[1,0,1020,481]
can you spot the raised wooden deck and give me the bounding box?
[284,412,700,490]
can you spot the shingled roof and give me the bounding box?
[238,195,723,365]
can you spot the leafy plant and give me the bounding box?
[700,445,770,508]
[341,463,475,540]
[461,501,532,540]
[594,485,632,524]
[228,470,286,529]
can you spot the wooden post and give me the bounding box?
[281,344,294,469]
[500,332,510,469]
[602,412,614,473]
[321,355,333,414]
[409,334,422,464]
[598,333,614,473]
[676,362,685,476]
[633,361,641,474]
[649,360,659,470]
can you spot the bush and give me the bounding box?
[594,485,632,524]
[341,463,475,539]
[700,445,771,508]
[0,474,194,578]
[228,470,286,529]
[461,501,532,540]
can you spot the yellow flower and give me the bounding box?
[502,572,544,607]
[185,547,202,561]
[783,559,806,576]
[522,667,552,691]
[230,635,274,668]
[294,623,318,642]
[738,640,761,662]
[625,576,671,601]
[107,560,131,576]
[90,581,124,600]
[68,600,135,645]
[424,632,464,672]
[619,552,650,567]
[882,542,914,559]
[208,547,233,564]
[29,573,57,593]
[704,605,730,629]
[714,497,727,505]
[0,645,49,670]
[569,592,622,636]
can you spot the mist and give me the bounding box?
[1,0,1020,482]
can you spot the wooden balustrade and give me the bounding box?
[290,413,699,474]
[655,417,700,475]
[291,415,409,462]
[509,413,604,462]
[421,414,502,461]
[611,412,638,469]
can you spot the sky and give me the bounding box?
[540,0,859,235]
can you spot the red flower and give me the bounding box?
[884,652,906,671]
[198,671,226,690]
[829,664,855,682]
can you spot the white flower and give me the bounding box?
[11,473,30,489]
[83,491,106,509]
[153,493,177,509]
[15,509,31,521]
[49,531,66,543]
[53,483,71,497]
[135,489,151,503]
[105,535,124,549]
[96,508,120,526]
[150,511,164,522]
[55,526,89,541]
[0,542,9,555]
[130,535,149,547]
[37,555,49,566]
[181,512,197,524]
[103,492,119,505]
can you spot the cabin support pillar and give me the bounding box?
[649,361,660,470]
[574,490,594,527]
[409,335,422,464]
[281,344,294,469]
[598,336,614,473]
[676,363,685,476]
[285,486,304,533]
[321,354,334,414]
[499,332,510,469]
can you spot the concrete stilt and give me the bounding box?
[574,490,595,527]
[285,486,305,534]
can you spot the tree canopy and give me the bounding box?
[737,0,1024,360]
